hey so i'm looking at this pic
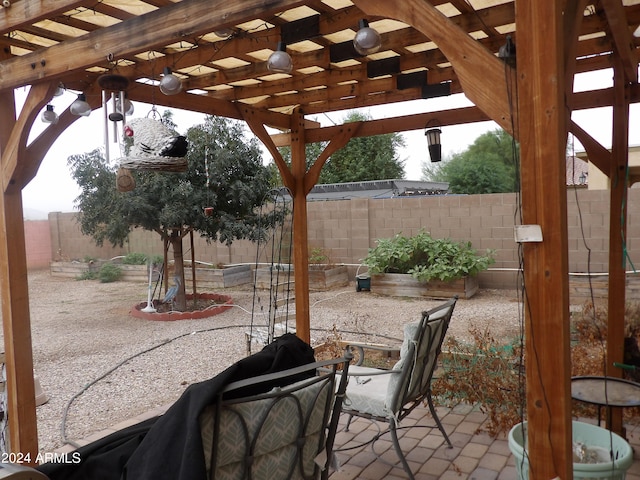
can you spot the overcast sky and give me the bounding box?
[16,68,635,219]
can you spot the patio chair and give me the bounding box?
[200,355,351,480]
[340,296,457,480]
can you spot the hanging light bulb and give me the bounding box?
[41,105,59,124]
[159,67,182,95]
[267,41,293,74]
[70,93,91,117]
[353,19,382,56]
[115,93,135,116]
[53,83,65,97]
[214,28,234,39]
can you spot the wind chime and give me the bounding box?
[98,73,136,192]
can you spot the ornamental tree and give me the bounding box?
[422,129,519,194]
[68,114,275,310]
[275,111,406,185]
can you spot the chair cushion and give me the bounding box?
[343,366,395,417]
[344,321,422,418]
[386,322,420,408]
[200,377,329,480]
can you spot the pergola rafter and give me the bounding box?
[1,1,639,477]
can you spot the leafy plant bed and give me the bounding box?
[370,272,479,299]
[130,293,233,321]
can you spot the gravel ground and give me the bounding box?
[3,270,522,453]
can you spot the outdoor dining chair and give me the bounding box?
[340,296,457,480]
[200,356,351,480]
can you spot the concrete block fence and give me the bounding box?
[41,189,640,291]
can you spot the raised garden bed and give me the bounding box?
[370,272,479,299]
[50,260,106,278]
[184,264,251,289]
[254,265,349,291]
[569,272,640,304]
[308,265,349,290]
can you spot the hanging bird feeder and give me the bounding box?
[116,117,188,172]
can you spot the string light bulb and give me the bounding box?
[159,67,182,95]
[353,19,382,56]
[116,93,135,116]
[267,41,293,74]
[41,105,59,124]
[70,93,91,117]
[214,28,234,39]
[53,83,65,97]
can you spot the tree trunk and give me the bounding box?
[169,229,187,311]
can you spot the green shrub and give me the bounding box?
[98,263,122,283]
[76,270,98,281]
[363,230,495,282]
[122,252,149,265]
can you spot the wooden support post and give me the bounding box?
[0,83,39,462]
[290,110,311,344]
[517,1,573,478]
[0,192,37,462]
[606,52,630,435]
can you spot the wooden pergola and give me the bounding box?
[1,1,638,477]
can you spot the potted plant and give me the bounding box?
[362,230,495,298]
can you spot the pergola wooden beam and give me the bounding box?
[0,81,60,463]
[128,82,309,131]
[0,0,305,92]
[0,0,87,35]
[1,83,59,192]
[352,0,516,136]
[517,1,572,477]
[271,105,491,146]
[606,52,631,435]
[600,0,639,83]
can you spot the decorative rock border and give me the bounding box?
[130,293,233,321]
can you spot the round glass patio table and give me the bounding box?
[571,375,640,426]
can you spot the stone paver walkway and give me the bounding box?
[58,401,640,479]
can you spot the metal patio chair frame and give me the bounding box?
[340,297,457,480]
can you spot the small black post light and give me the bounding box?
[579,171,587,185]
[425,120,442,163]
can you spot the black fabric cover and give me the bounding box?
[38,333,315,480]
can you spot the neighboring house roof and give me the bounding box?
[566,156,589,186]
[281,179,449,201]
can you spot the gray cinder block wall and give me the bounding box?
[48,188,638,290]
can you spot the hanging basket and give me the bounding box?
[116,117,188,172]
[116,167,136,192]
